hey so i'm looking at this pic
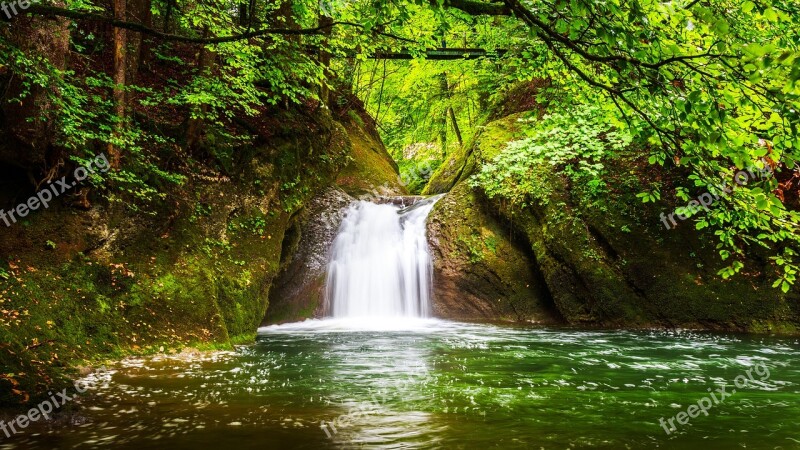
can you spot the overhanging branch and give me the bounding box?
[369,48,508,60]
[24,2,513,45]
[26,5,358,43]
[438,0,511,16]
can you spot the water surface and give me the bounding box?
[5,320,799,449]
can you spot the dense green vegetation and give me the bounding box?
[353,0,800,291]
[470,105,632,207]
[4,0,798,286]
[1,0,799,407]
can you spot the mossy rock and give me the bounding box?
[0,100,394,406]
[423,112,531,195]
[264,187,354,325]
[487,152,800,331]
[424,80,800,333]
[336,112,407,197]
[427,183,561,323]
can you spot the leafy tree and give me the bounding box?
[1,0,798,289]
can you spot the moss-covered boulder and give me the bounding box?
[262,187,353,325]
[335,109,407,197]
[487,151,800,332]
[427,183,561,323]
[424,83,800,333]
[423,112,530,195]
[423,80,549,195]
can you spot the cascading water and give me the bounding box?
[325,196,443,318]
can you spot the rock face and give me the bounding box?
[0,97,403,404]
[424,83,800,333]
[427,183,561,323]
[478,159,800,332]
[334,110,408,197]
[262,111,409,325]
[263,187,353,325]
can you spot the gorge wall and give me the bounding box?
[0,96,404,404]
[423,82,800,333]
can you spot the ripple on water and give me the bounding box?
[7,322,800,449]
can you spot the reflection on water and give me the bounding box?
[4,320,800,449]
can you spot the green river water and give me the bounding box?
[3,319,799,449]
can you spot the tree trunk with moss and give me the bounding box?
[319,15,334,106]
[438,73,449,157]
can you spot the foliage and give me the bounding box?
[345,5,523,193]
[471,105,631,207]
[0,39,184,210]
[490,0,800,289]
[398,156,442,194]
[0,0,798,291]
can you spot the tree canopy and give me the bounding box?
[2,0,799,288]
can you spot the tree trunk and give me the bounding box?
[438,72,449,157]
[163,0,174,32]
[268,0,296,109]
[108,0,127,169]
[272,0,296,33]
[449,106,463,147]
[318,15,334,106]
[125,0,151,94]
[186,28,215,151]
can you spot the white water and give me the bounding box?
[324,196,442,319]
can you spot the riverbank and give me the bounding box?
[0,95,406,408]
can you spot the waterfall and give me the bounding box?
[325,196,442,318]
